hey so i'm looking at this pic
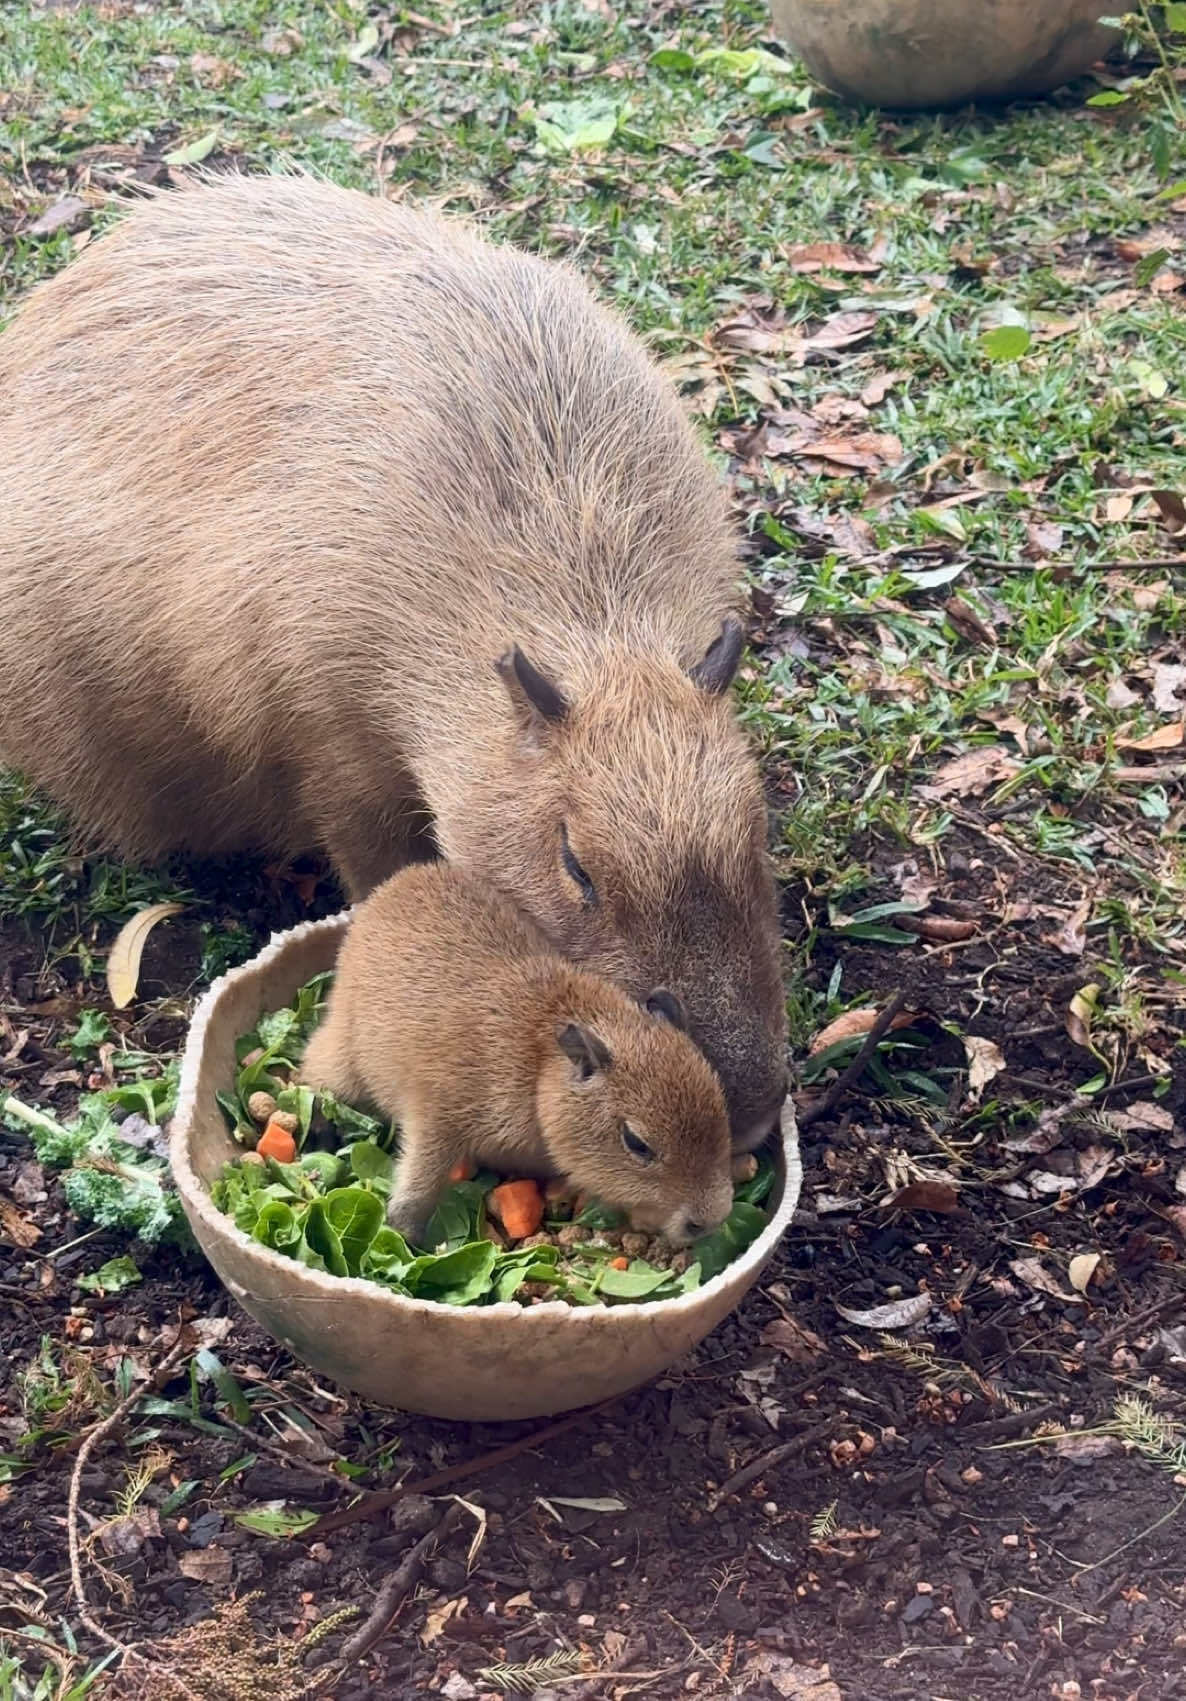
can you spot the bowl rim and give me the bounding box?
[172,911,802,1325]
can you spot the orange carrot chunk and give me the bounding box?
[448,1158,477,1183]
[609,1255,629,1271]
[489,1178,545,1240]
[256,1119,298,1164]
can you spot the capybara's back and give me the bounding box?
[0,173,788,1148]
[0,174,733,872]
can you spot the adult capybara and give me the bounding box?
[0,173,786,1148]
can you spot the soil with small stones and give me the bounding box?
[3,827,1186,1701]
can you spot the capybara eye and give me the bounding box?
[621,1125,655,1163]
[560,824,597,904]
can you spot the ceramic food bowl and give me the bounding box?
[770,0,1119,110]
[171,913,802,1421]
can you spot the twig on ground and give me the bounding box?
[965,1400,1062,1442]
[211,1409,355,1498]
[706,1420,833,1512]
[313,1502,464,1671]
[67,1334,202,1700]
[796,989,908,1129]
[304,1394,622,1539]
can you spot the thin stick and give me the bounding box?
[796,990,908,1129]
[706,1420,833,1512]
[67,1337,202,1700]
[305,1393,622,1539]
[329,1503,464,1668]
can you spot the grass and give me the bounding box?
[1,9,1184,988]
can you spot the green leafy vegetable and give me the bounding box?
[78,1255,141,1294]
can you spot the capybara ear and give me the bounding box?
[645,988,687,1031]
[495,645,570,744]
[557,1021,612,1080]
[688,616,745,696]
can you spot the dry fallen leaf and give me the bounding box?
[809,1006,916,1054]
[744,1653,843,1701]
[0,1193,41,1249]
[1106,676,1141,710]
[786,241,880,275]
[834,1292,932,1330]
[1152,663,1186,713]
[178,1546,233,1587]
[421,1596,466,1647]
[1109,1100,1175,1135]
[918,746,1021,800]
[1045,894,1092,957]
[945,595,997,647]
[1068,1252,1100,1294]
[761,1316,827,1361]
[801,310,879,350]
[1054,1432,1122,1462]
[884,1180,960,1215]
[1009,1256,1082,1304]
[964,1034,1007,1101]
[1105,492,1134,523]
[797,431,903,473]
[1150,489,1186,536]
[1066,983,1100,1050]
[1114,721,1185,752]
[860,369,906,407]
[106,902,185,1009]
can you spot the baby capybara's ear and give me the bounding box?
[557,1022,612,1081]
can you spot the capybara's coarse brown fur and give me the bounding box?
[0,172,785,1148]
[300,863,734,1248]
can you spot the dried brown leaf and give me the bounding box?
[1068,1252,1100,1294]
[809,1006,916,1054]
[761,1317,827,1361]
[1151,489,1186,535]
[1152,663,1186,713]
[918,746,1021,800]
[1009,1256,1081,1304]
[744,1653,843,1701]
[1066,984,1099,1050]
[964,1034,1007,1101]
[1105,493,1134,523]
[884,1180,960,1215]
[945,595,996,647]
[802,310,879,350]
[860,369,906,407]
[178,1546,233,1586]
[834,1292,932,1330]
[1115,721,1185,752]
[798,430,903,473]
[787,241,880,275]
[0,1193,41,1249]
[1044,895,1092,957]
[1054,1432,1122,1462]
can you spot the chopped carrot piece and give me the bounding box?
[488,1178,545,1240]
[609,1255,629,1271]
[256,1119,298,1164]
[448,1158,476,1183]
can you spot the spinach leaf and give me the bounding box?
[693,1201,768,1283]
[408,1241,497,1305]
[734,1151,776,1209]
[323,1187,384,1275]
[300,1198,347,1277]
[251,1199,303,1256]
[348,1140,394,1192]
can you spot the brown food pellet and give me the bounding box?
[268,1110,299,1135]
[247,1090,277,1126]
[557,1224,591,1247]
